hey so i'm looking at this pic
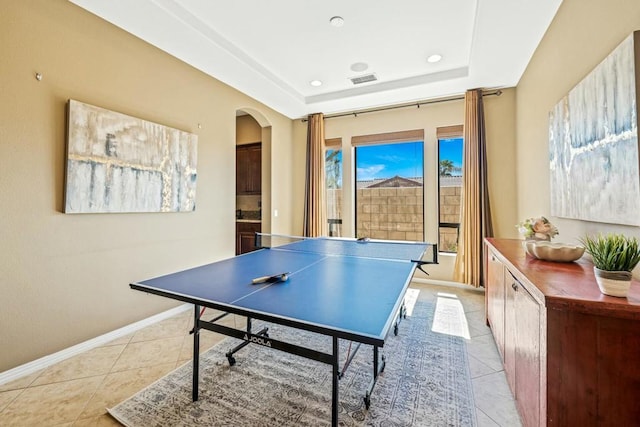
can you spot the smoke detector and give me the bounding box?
[329,16,344,27]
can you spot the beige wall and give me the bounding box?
[1,0,529,372]
[485,89,518,241]
[516,0,640,251]
[236,115,262,144]
[0,1,294,372]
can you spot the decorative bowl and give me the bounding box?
[524,241,585,263]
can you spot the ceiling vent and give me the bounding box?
[350,74,377,85]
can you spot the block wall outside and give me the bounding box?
[327,188,343,236]
[356,187,424,241]
[326,185,461,249]
[439,185,461,252]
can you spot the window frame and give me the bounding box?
[325,138,343,237]
[352,130,425,241]
[437,125,464,253]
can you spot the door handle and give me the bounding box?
[512,282,518,291]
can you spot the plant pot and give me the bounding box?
[593,267,632,298]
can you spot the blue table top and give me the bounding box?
[132,238,429,344]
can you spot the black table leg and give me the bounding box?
[364,345,385,409]
[192,304,200,401]
[332,336,339,426]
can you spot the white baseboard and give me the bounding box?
[412,277,485,292]
[0,303,192,387]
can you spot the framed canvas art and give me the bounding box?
[64,100,198,213]
[549,32,640,226]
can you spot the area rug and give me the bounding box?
[108,296,477,426]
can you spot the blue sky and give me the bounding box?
[355,138,463,180]
[356,141,424,180]
[439,137,464,171]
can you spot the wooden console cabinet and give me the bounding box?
[484,238,640,427]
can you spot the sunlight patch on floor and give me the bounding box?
[431,292,470,339]
[404,288,420,316]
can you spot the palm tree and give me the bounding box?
[439,159,455,177]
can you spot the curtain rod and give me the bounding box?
[300,89,503,122]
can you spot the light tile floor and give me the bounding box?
[0,282,520,426]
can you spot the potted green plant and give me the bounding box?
[579,233,640,298]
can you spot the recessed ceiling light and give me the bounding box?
[350,62,369,72]
[310,80,323,87]
[329,16,344,27]
[427,54,443,63]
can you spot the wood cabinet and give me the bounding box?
[236,221,261,255]
[486,251,506,358]
[503,268,518,395]
[236,143,261,195]
[509,270,542,427]
[485,238,640,426]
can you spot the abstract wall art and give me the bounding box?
[64,100,198,213]
[549,32,640,226]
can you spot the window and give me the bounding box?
[437,125,463,252]
[325,138,343,237]
[354,130,424,241]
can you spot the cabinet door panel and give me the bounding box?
[596,317,640,424]
[236,222,261,255]
[246,146,261,194]
[487,251,506,360]
[504,272,517,395]
[236,143,261,195]
[236,148,248,194]
[515,281,541,427]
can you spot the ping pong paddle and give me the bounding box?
[251,272,290,285]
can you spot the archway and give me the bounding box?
[235,108,272,253]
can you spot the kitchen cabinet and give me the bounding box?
[236,221,261,255]
[484,238,640,426]
[236,143,261,195]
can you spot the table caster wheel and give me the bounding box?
[364,394,371,410]
[227,355,236,366]
[394,323,399,336]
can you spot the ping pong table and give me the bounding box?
[131,235,435,426]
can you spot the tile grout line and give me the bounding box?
[76,316,192,423]
[476,406,503,427]
[70,374,107,425]
[72,340,133,424]
[0,388,27,417]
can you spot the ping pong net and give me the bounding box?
[255,233,438,266]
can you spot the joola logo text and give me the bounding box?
[244,334,272,347]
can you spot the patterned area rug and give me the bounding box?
[108,297,476,426]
